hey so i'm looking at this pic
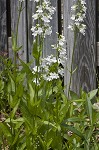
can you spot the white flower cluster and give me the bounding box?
[32,55,59,82]
[32,35,67,82]
[31,0,56,37]
[52,35,67,68]
[93,102,99,112]
[68,0,87,35]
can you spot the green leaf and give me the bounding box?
[72,66,77,74]
[10,99,20,118]
[70,90,79,100]
[20,101,33,129]
[88,89,98,100]
[11,130,20,146]
[0,122,12,144]
[86,97,93,124]
[29,83,35,105]
[32,40,39,60]
[62,123,85,139]
[0,123,11,137]
[0,80,4,91]
[19,58,33,78]
[15,45,23,52]
[43,121,57,129]
[66,117,84,122]
[47,138,53,149]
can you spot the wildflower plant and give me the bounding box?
[0,0,99,149]
[68,0,87,35]
[67,0,87,97]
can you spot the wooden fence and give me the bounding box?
[0,0,97,94]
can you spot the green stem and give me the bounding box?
[16,2,23,45]
[68,30,77,98]
[13,2,23,93]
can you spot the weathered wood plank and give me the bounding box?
[27,0,35,64]
[43,0,58,57]
[63,0,74,95]
[10,1,27,62]
[64,0,96,94]
[0,0,7,53]
[27,0,58,64]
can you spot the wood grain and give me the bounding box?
[27,0,58,62]
[10,0,27,62]
[0,0,7,52]
[64,0,96,94]
[43,0,58,57]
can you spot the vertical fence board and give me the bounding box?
[64,0,96,94]
[0,0,7,53]
[0,0,96,92]
[27,0,58,67]
[43,0,58,57]
[27,0,35,64]
[63,0,74,94]
[10,1,27,62]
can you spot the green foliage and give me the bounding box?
[0,55,99,149]
[0,1,99,150]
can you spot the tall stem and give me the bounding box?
[68,30,77,98]
[14,2,23,91]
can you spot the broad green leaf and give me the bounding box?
[70,90,79,100]
[0,80,4,91]
[19,58,33,77]
[71,99,85,102]
[0,123,11,137]
[19,142,26,150]
[43,121,57,129]
[29,83,35,105]
[32,40,39,60]
[61,123,85,139]
[47,138,53,149]
[10,99,20,118]
[86,97,93,124]
[16,73,26,83]
[88,89,98,100]
[0,122,12,144]
[20,101,34,129]
[11,130,20,146]
[66,117,84,122]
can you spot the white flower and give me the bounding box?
[71,5,77,11]
[41,55,57,67]
[32,66,40,74]
[79,24,86,35]
[58,68,64,77]
[32,13,39,20]
[34,0,40,2]
[52,34,67,67]
[44,26,52,36]
[31,25,43,37]
[33,78,40,85]
[43,72,59,81]
[71,14,76,21]
[31,0,55,38]
[68,25,73,30]
[59,35,66,46]
[93,102,99,112]
[36,6,43,14]
[68,0,87,35]
[41,15,50,23]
